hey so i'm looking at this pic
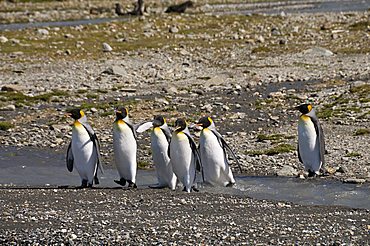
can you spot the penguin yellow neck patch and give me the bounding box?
[300,115,311,121]
[117,119,126,125]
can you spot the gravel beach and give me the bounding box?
[0,0,369,243]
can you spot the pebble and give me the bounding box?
[0,36,8,43]
[102,43,113,52]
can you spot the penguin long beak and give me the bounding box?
[65,112,72,117]
[193,123,203,131]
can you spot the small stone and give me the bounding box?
[90,107,98,113]
[303,47,334,57]
[1,85,25,92]
[102,42,113,52]
[0,105,16,111]
[343,178,366,184]
[276,165,298,177]
[37,28,49,35]
[0,36,8,43]
[169,26,179,33]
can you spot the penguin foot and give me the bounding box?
[226,182,235,187]
[307,170,317,177]
[128,181,137,188]
[191,186,199,192]
[114,178,126,187]
[79,179,89,189]
[182,186,191,192]
[94,176,100,185]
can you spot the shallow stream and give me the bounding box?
[1,147,369,210]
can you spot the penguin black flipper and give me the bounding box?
[161,126,172,143]
[81,123,104,174]
[211,130,243,173]
[66,142,74,172]
[184,132,204,182]
[310,116,325,167]
[297,144,303,163]
[126,121,138,139]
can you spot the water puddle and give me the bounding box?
[1,147,369,209]
[1,1,369,31]
[0,17,128,31]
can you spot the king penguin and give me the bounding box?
[196,116,241,187]
[113,106,138,188]
[168,118,202,192]
[66,108,102,188]
[295,103,325,177]
[136,115,177,190]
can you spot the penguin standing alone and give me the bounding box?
[169,118,202,192]
[136,115,177,190]
[66,108,102,188]
[113,106,138,188]
[295,103,325,177]
[196,116,241,187]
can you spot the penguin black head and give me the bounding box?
[153,115,165,127]
[66,108,84,120]
[295,104,313,114]
[174,118,187,132]
[197,116,213,128]
[115,106,128,120]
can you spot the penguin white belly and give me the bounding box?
[200,129,235,186]
[170,132,195,191]
[72,124,97,184]
[151,128,177,189]
[298,116,321,173]
[113,121,137,183]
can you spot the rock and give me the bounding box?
[163,86,178,95]
[303,47,334,57]
[102,43,113,52]
[343,178,366,184]
[0,36,8,43]
[37,29,49,35]
[276,165,298,177]
[1,84,25,92]
[90,108,98,113]
[169,26,179,33]
[201,104,213,113]
[268,91,285,98]
[102,65,126,76]
[0,105,16,111]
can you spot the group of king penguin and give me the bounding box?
[65,103,325,191]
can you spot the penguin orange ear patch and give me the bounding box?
[307,104,313,112]
[80,110,85,117]
[208,117,213,124]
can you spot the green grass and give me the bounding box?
[345,152,362,158]
[0,90,69,105]
[246,144,295,156]
[137,160,152,170]
[349,21,370,31]
[354,128,370,136]
[257,133,294,142]
[0,121,14,131]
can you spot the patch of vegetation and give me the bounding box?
[251,46,271,53]
[0,90,69,105]
[257,133,294,142]
[349,21,370,31]
[354,128,370,136]
[86,94,98,99]
[349,84,370,97]
[345,152,362,158]
[0,121,14,131]
[137,160,152,170]
[245,143,295,156]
